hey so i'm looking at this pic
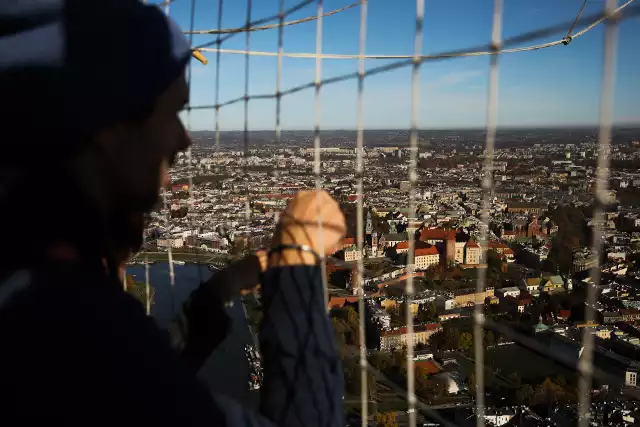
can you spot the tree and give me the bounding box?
[396,252,408,266]
[531,377,573,409]
[415,342,427,351]
[345,306,359,326]
[544,204,591,282]
[329,270,349,288]
[429,324,461,351]
[125,276,155,307]
[516,383,534,405]
[507,372,521,387]
[384,245,398,260]
[486,249,503,275]
[374,412,398,427]
[391,348,408,377]
[468,371,476,393]
[343,357,378,400]
[415,374,446,402]
[390,303,412,328]
[418,301,437,323]
[484,330,495,347]
[330,307,360,347]
[368,351,393,374]
[331,318,347,357]
[459,332,473,351]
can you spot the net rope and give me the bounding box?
[355,1,368,425]
[186,0,636,114]
[135,0,631,425]
[193,0,636,61]
[185,2,358,35]
[578,1,619,425]
[473,1,503,424]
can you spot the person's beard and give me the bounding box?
[111,211,145,259]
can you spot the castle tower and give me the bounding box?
[445,232,456,264]
[350,267,360,295]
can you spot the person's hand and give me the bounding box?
[255,249,268,271]
[239,250,266,296]
[207,252,265,301]
[271,190,346,266]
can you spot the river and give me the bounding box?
[126,263,259,408]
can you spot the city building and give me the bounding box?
[626,369,638,387]
[464,240,480,265]
[157,237,184,249]
[379,323,442,351]
[413,246,440,269]
[452,288,495,308]
[344,245,362,262]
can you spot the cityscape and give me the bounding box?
[130,126,640,426]
[4,0,640,425]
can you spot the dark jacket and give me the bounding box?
[0,259,344,426]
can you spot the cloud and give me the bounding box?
[425,70,483,90]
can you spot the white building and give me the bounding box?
[521,278,541,295]
[344,246,362,262]
[483,408,516,426]
[433,371,465,395]
[371,308,391,330]
[414,246,440,269]
[625,369,637,387]
[157,237,184,249]
[496,286,520,299]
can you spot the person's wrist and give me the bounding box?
[276,223,313,249]
[268,249,317,267]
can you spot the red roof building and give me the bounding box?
[327,296,359,310]
[557,309,571,320]
[395,240,432,253]
[380,323,442,337]
[415,360,442,375]
[419,228,456,242]
[415,246,439,257]
[342,237,356,249]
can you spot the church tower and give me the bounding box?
[371,231,378,257]
[365,210,373,235]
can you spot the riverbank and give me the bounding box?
[129,251,229,264]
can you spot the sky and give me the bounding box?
[167,0,640,131]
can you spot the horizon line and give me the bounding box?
[189,123,640,133]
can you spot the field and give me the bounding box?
[485,343,575,383]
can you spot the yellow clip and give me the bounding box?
[192,49,208,65]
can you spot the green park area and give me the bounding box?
[123,275,154,307]
[485,343,574,383]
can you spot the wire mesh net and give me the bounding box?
[131,0,637,425]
